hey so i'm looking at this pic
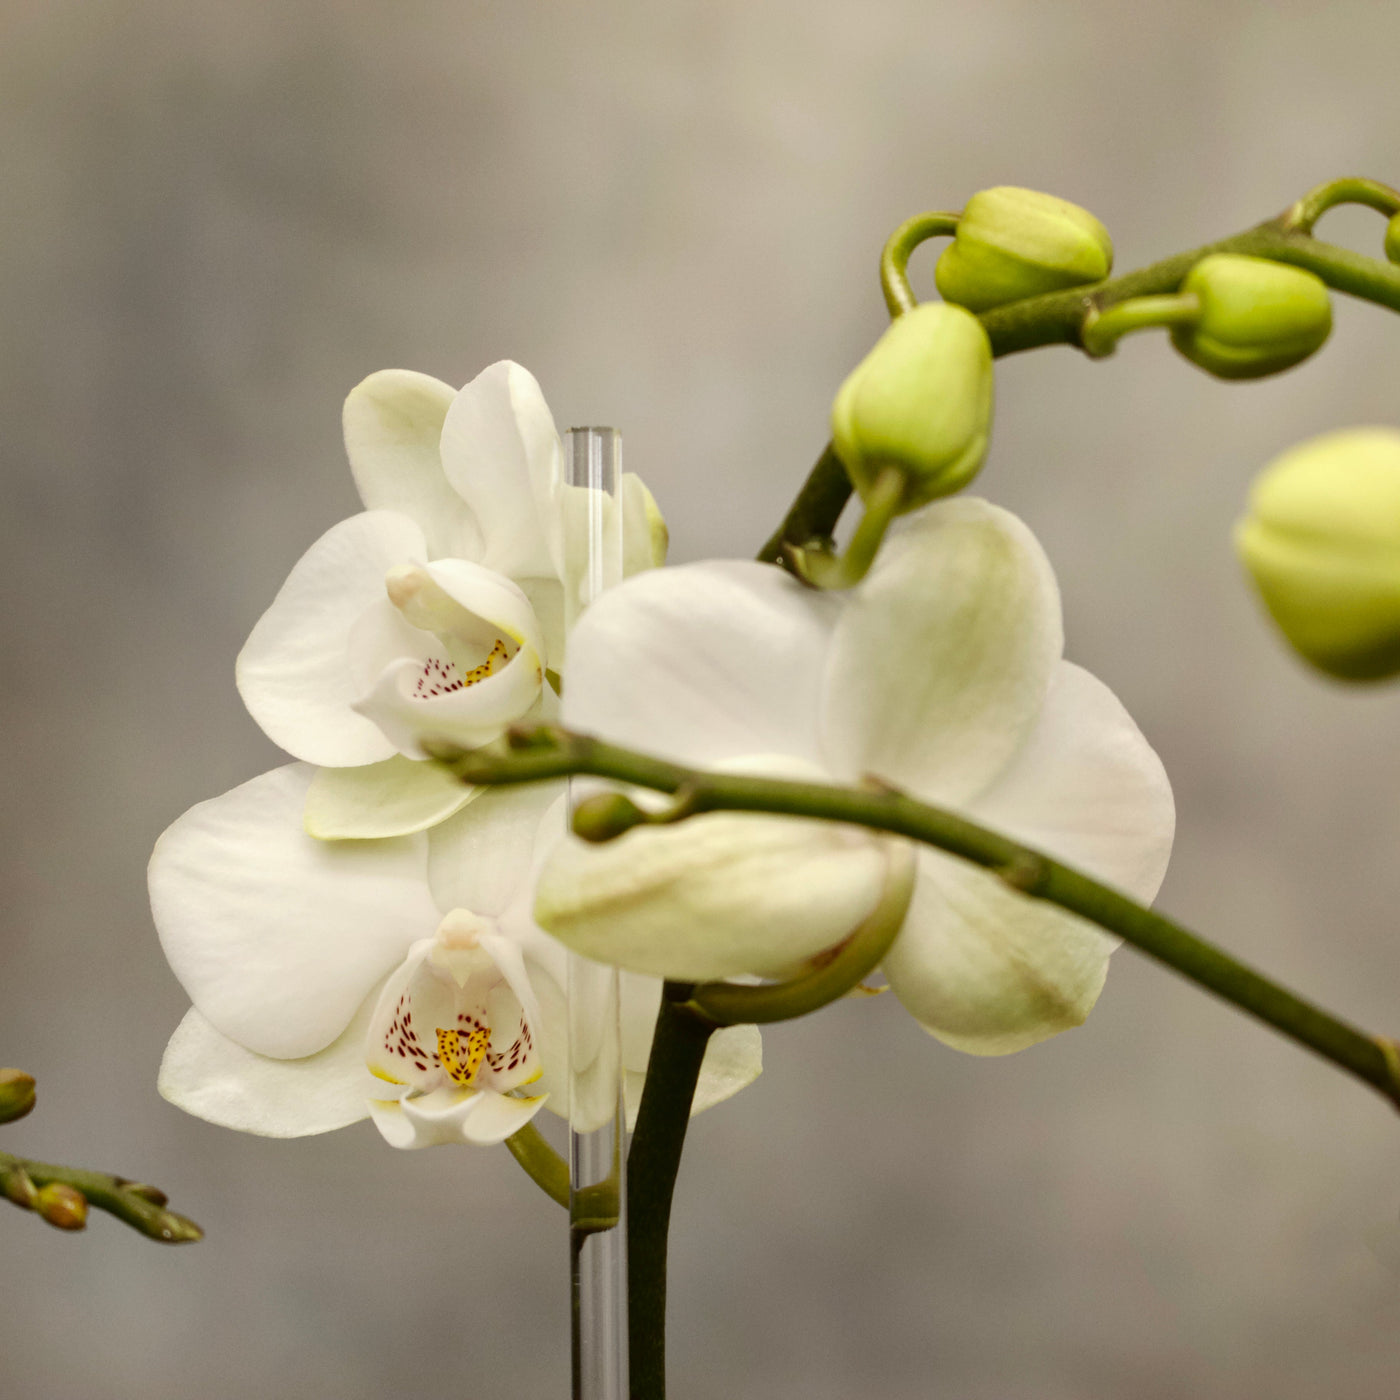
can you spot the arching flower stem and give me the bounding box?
[432,725,1400,1116]
[762,177,1400,571]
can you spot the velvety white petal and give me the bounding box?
[439,361,559,580]
[427,782,565,918]
[158,990,382,1138]
[303,755,479,839]
[236,512,427,766]
[622,472,669,573]
[518,576,567,672]
[369,1085,545,1149]
[535,810,888,981]
[692,1024,764,1115]
[822,498,1063,803]
[967,661,1175,902]
[343,370,484,561]
[150,764,440,1059]
[882,850,1115,1056]
[617,979,761,1126]
[561,559,841,769]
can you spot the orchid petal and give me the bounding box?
[237,511,427,766]
[882,850,1115,1056]
[821,498,1062,803]
[158,991,382,1137]
[970,661,1175,899]
[427,782,565,919]
[150,764,439,1059]
[561,560,841,769]
[692,1024,764,1115]
[535,805,888,981]
[439,361,558,580]
[622,472,669,573]
[303,755,479,840]
[343,370,484,561]
[369,1085,546,1149]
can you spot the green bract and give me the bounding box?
[831,302,994,511]
[1171,253,1331,380]
[935,186,1113,313]
[1236,427,1400,680]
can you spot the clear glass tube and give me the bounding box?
[562,427,628,1400]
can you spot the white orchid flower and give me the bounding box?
[150,765,759,1146]
[234,362,666,840]
[536,497,1176,1056]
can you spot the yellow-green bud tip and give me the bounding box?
[36,1182,88,1231]
[0,1068,36,1124]
[832,302,994,512]
[572,792,649,844]
[1386,213,1400,266]
[935,186,1113,313]
[1236,427,1400,680]
[1173,254,1331,381]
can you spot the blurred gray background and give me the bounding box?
[4,1,1400,1396]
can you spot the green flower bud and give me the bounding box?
[1385,213,1400,265]
[831,302,993,511]
[0,1068,36,1124]
[571,791,649,844]
[35,1182,87,1231]
[3,1167,38,1210]
[1171,254,1331,380]
[935,186,1113,313]
[1236,427,1400,680]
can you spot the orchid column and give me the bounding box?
[562,426,629,1400]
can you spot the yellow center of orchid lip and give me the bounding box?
[436,1026,491,1087]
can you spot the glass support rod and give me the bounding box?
[562,427,629,1400]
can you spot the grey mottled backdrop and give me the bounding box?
[4,3,1400,1397]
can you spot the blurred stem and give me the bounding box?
[626,988,714,1400]
[1283,176,1400,233]
[439,726,1400,1117]
[0,1149,203,1243]
[879,210,960,317]
[505,1122,570,1208]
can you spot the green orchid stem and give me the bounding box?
[1283,176,1400,234]
[787,465,907,590]
[0,1150,203,1243]
[760,177,1400,569]
[437,726,1400,1116]
[756,441,852,570]
[505,1122,570,1208]
[627,985,714,1400]
[880,210,961,317]
[687,842,916,1025]
[1080,292,1201,358]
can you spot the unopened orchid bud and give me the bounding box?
[572,791,649,844]
[0,1068,36,1123]
[832,302,994,510]
[1386,213,1400,265]
[1236,427,1400,680]
[935,186,1113,312]
[1172,254,1331,380]
[35,1182,87,1231]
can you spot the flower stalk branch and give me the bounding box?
[432,725,1400,1115]
[760,177,1400,570]
[0,1148,203,1242]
